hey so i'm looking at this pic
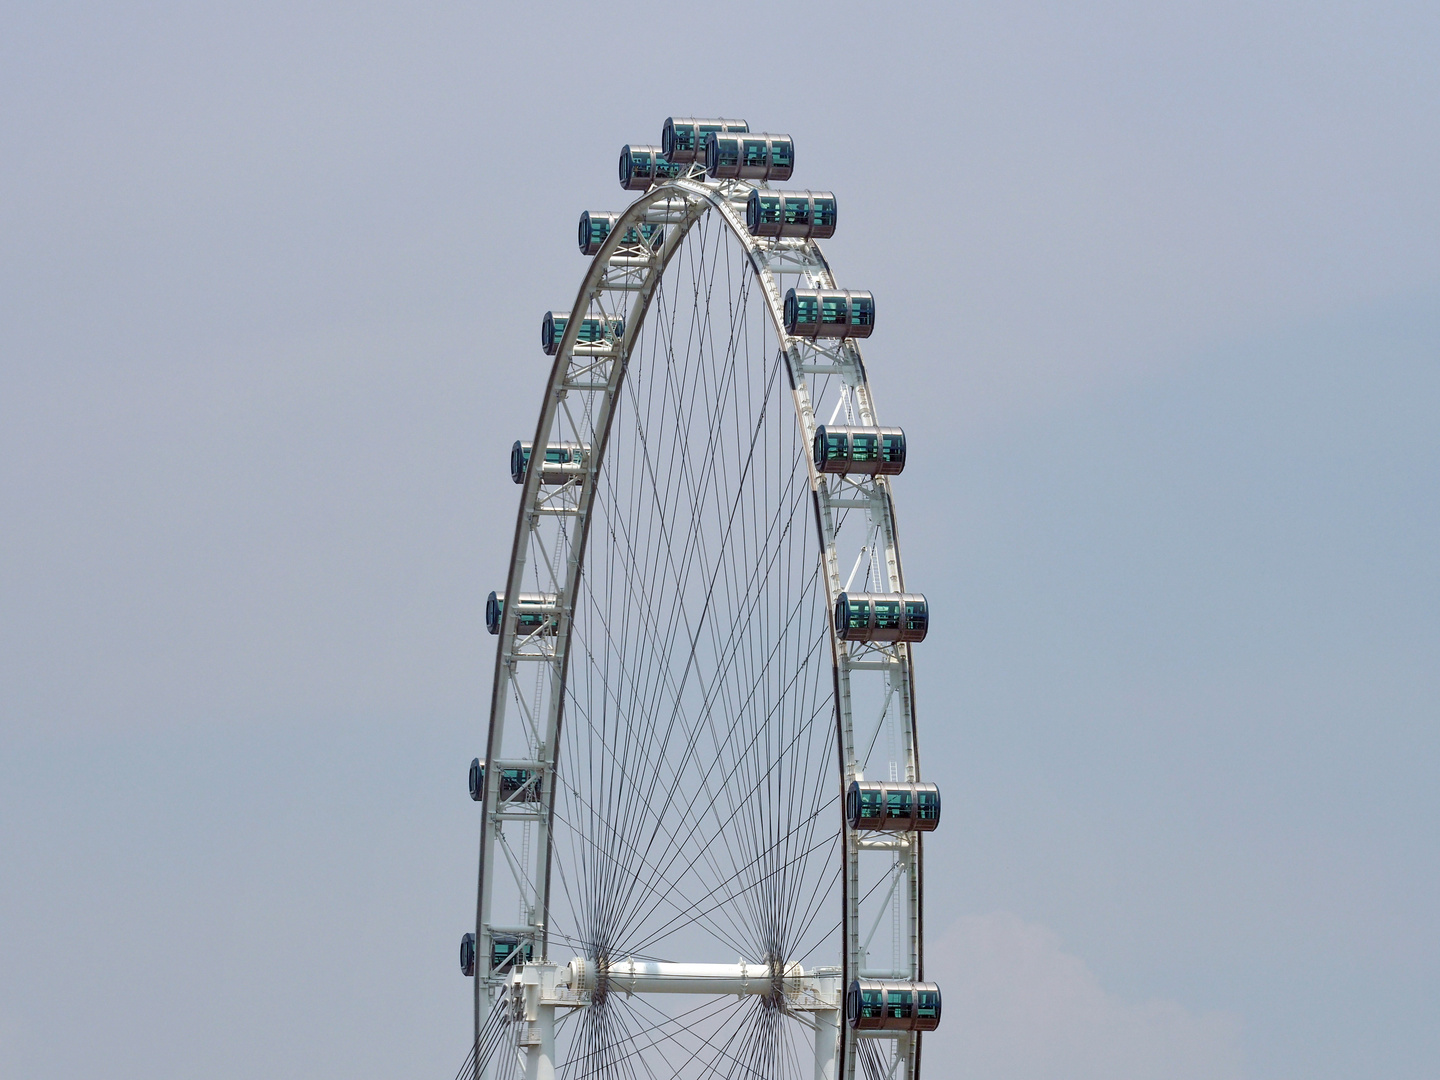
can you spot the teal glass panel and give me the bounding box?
[886,787,912,816]
[794,294,820,325]
[916,990,939,1018]
[824,432,847,461]
[743,139,767,167]
[881,432,904,462]
[759,195,782,223]
[904,598,928,633]
[814,197,837,227]
[860,790,883,818]
[885,989,912,1019]
[851,432,879,461]
[714,137,739,168]
[821,294,847,324]
[783,196,811,225]
[861,988,884,1018]
[850,295,875,326]
[873,599,901,629]
[770,140,793,168]
[846,598,871,630]
[918,790,940,820]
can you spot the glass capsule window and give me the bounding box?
[885,989,913,1020]
[850,431,879,462]
[916,990,940,1020]
[855,986,884,1019]
[784,290,820,331]
[770,139,793,170]
[783,196,811,226]
[820,293,848,325]
[885,786,912,818]
[904,597,928,635]
[500,768,541,800]
[814,196,837,229]
[711,136,740,170]
[850,294,875,327]
[872,598,902,631]
[881,430,906,466]
[917,788,941,821]
[743,139,768,168]
[490,937,534,972]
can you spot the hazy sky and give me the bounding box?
[2,2,1437,1078]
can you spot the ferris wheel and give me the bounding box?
[461,117,942,1080]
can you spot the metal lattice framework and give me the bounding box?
[468,121,938,1080]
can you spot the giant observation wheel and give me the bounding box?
[463,117,942,1080]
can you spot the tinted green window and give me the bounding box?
[916,990,939,1018]
[851,432,879,461]
[885,989,912,1019]
[714,138,739,168]
[846,598,871,630]
[783,196,811,225]
[548,316,568,347]
[821,294,847,324]
[518,446,533,467]
[654,156,682,179]
[918,790,939,819]
[758,195,782,223]
[823,432,847,461]
[851,296,875,326]
[861,988,884,1018]
[859,790,883,818]
[881,432,905,462]
[886,787,912,817]
[544,447,566,464]
[631,150,653,178]
[794,295,820,325]
[873,599,901,629]
[743,139,767,167]
[673,124,697,153]
[770,140,793,168]
[814,197,837,227]
[904,598,928,632]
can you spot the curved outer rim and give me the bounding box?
[475,173,925,1080]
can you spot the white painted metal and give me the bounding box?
[474,148,928,1080]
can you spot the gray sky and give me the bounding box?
[2,2,1437,1078]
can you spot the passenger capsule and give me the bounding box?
[541,309,626,355]
[705,132,794,182]
[511,441,589,485]
[834,592,928,643]
[846,980,941,1032]
[746,190,837,239]
[619,145,684,191]
[662,117,749,164]
[460,933,477,977]
[813,426,905,476]
[784,288,875,339]
[578,211,664,256]
[469,757,484,801]
[846,780,941,831]
[490,935,534,973]
[486,592,560,636]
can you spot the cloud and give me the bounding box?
[921,913,1242,1080]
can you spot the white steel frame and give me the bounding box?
[474,165,926,1080]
